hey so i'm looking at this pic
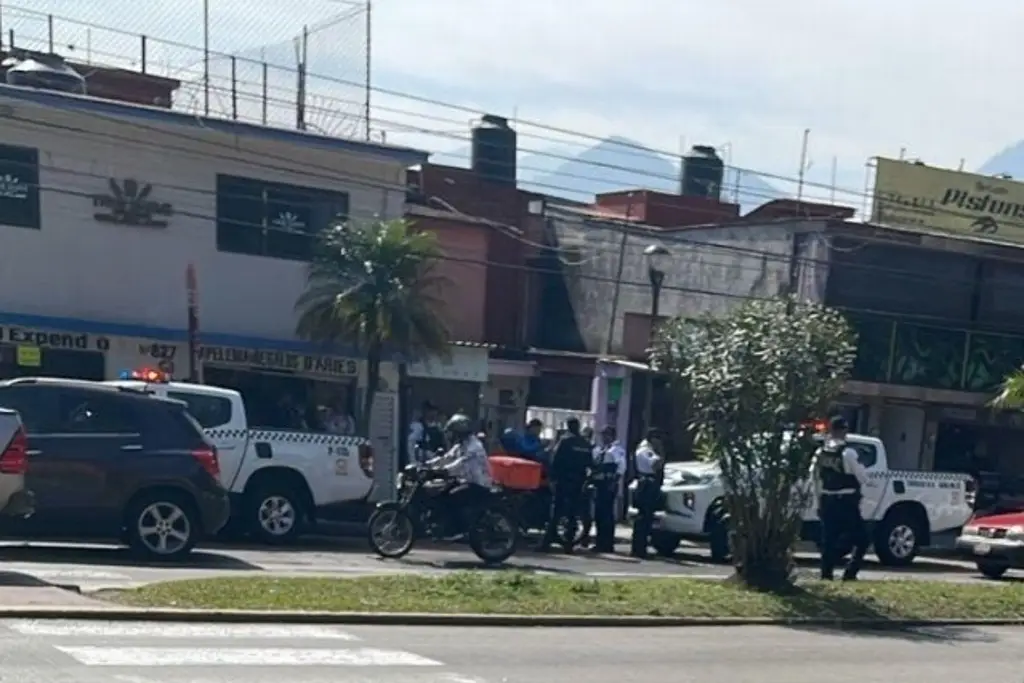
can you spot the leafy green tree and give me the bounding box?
[652,297,856,589]
[295,219,450,433]
[992,370,1024,409]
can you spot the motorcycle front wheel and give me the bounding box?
[468,506,519,565]
[367,503,416,559]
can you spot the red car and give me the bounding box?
[956,510,1024,579]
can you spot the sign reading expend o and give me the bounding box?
[1,327,110,351]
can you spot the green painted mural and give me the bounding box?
[846,314,1024,393]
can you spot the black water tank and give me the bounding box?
[4,54,87,95]
[681,144,724,200]
[471,114,516,184]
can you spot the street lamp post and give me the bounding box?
[643,244,670,430]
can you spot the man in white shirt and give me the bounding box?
[427,414,493,535]
[591,425,627,553]
[631,428,665,558]
[810,416,871,581]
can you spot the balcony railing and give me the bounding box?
[846,313,1024,393]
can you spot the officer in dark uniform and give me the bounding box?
[812,416,870,581]
[539,417,592,553]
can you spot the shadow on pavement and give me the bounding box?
[649,548,973,575]
[775,587,999,643]
[394,556,583,575]
[0,570,61,588]
[0,543,261,570]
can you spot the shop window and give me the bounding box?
[167,391,233,429]
[0,144,41,230]
[0,345,105,381]
[215,174,349,261]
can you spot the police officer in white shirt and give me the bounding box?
[810,416,871,581]
[591,425,627,553]
[631,428,665,558]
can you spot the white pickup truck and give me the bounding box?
[106,375,375,544]
[635,433,974,566]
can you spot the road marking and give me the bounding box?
[57,646,444,667]
[10,620,357,639]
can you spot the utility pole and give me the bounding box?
[603,193,637,355]
[296,26,308,131]
[795,128,810,203]
[364,0,372,141]
[203,0,210,116]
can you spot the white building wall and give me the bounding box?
[0,88,414,342]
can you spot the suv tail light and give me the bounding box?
[0,427,28,475]
[358,444,374,478]
[192,447,220,480]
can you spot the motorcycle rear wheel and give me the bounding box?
[367,503,416,559]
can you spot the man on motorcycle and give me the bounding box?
[427,414,494,530]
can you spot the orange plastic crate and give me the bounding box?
[489,455,545,490]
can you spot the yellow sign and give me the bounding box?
[872,158,1024,243]
[16,346,40,367]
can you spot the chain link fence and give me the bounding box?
[1,1,371,139]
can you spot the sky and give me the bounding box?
[10,0,1024,206]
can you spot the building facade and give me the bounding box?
[0,83,427,491]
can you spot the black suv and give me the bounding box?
[0,378,231,560]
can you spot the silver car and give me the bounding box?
[0,408,34,519]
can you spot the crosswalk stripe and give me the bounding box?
[57,646,444,667]
[9,621,357,640]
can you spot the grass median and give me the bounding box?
[105,572,1024,621]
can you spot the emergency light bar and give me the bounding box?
[119,368,170,383]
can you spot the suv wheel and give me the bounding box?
[247,483,305,544]
[125,491,199,561]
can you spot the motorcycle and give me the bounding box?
[367,462,520,565]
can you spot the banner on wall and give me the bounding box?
[873,157,1024,243]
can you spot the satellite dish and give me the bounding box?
[5,55,86,95]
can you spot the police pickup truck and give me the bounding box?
[107,370,374,544]
[636,432,973,566]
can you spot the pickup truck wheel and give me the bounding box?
[873,513,921,567]
[125,491,198,561]
[708,516,732,564]
[246,484,304,544]
[976,561,1009,580]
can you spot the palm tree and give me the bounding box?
[992,369,1024,409]
[295,219,450,434]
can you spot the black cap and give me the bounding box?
[601,424,616,436]
[829,415,849,432]
[527,418,543,428]
[565,417,581,432]
[645,427,664,441]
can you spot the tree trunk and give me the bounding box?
[397,361,410,467]
[360,341,382,437]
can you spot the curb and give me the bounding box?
[0,607,1022,628]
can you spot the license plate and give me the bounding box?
[975,543,991,555]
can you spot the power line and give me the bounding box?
[7,111,1024,300]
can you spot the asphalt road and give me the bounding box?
[0,619,1021,682]
[0,533,992,592]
